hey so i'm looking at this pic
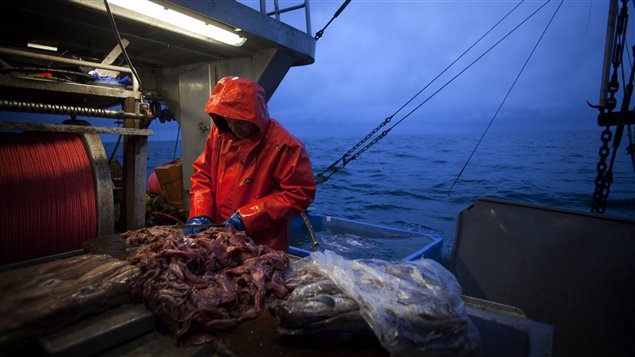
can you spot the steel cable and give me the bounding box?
[103,0,144,95]
[448,0,564,195]
[316,0,550,184]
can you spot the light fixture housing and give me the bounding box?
[97,0,247,47]
[27,42,58,52]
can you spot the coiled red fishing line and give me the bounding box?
[0,131,97,265]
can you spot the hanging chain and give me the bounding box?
[342,116,392,162]
[591,0,629,213]
[592,128,614,213]
[344,129,390,165]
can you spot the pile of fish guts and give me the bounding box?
[270,250,481,356]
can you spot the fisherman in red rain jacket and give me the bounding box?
[185,76,316,252]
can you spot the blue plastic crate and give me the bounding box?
[289,214,443,262]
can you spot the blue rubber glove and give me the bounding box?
[224,212,245,231]
[183,216,212,235]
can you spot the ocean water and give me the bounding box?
[303,130,634,259]
[105,130,635,260]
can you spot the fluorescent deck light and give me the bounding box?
[107,0,246,47]
[27,43,58,52]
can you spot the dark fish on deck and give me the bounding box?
[287,278,339,300]
[0,254,139,350]
[268,258,371,341]
[272,254,482,356]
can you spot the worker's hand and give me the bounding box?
[183,216,212,235]
[224,212,245,231]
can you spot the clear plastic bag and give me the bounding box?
[310,250,481,356]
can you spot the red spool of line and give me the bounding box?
[0,131,97,265]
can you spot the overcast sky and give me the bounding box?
[257,0,622,138]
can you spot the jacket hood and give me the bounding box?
[205,76,270,135]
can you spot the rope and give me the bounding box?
[314,0,351,40]
[0,132,97,265]
[316,0,548,184]
[448,0,564,195]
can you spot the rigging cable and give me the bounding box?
[448,0,564,195]
[317,0,525,183]
[316,0,550,184]
[103,0,144,94]
[104,0,145,165]
[316,0,527,184]
[314,0,351,40]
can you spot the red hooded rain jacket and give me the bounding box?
[189,77,316,251]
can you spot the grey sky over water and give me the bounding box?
[263,0,621,137]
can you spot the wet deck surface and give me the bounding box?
[210,312,387,357]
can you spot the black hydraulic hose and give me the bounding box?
[315,0,351,40]
[103,0,144,95]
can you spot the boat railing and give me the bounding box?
[254,0,312,36]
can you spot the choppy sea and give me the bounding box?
[105,130,635,261]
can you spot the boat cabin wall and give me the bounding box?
[147,48,298,211]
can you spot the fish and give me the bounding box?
[308,251,482,356]
[0,254,139,350]
[287,279,340,300]
[271,253,481,356]
[269,258,364,333]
